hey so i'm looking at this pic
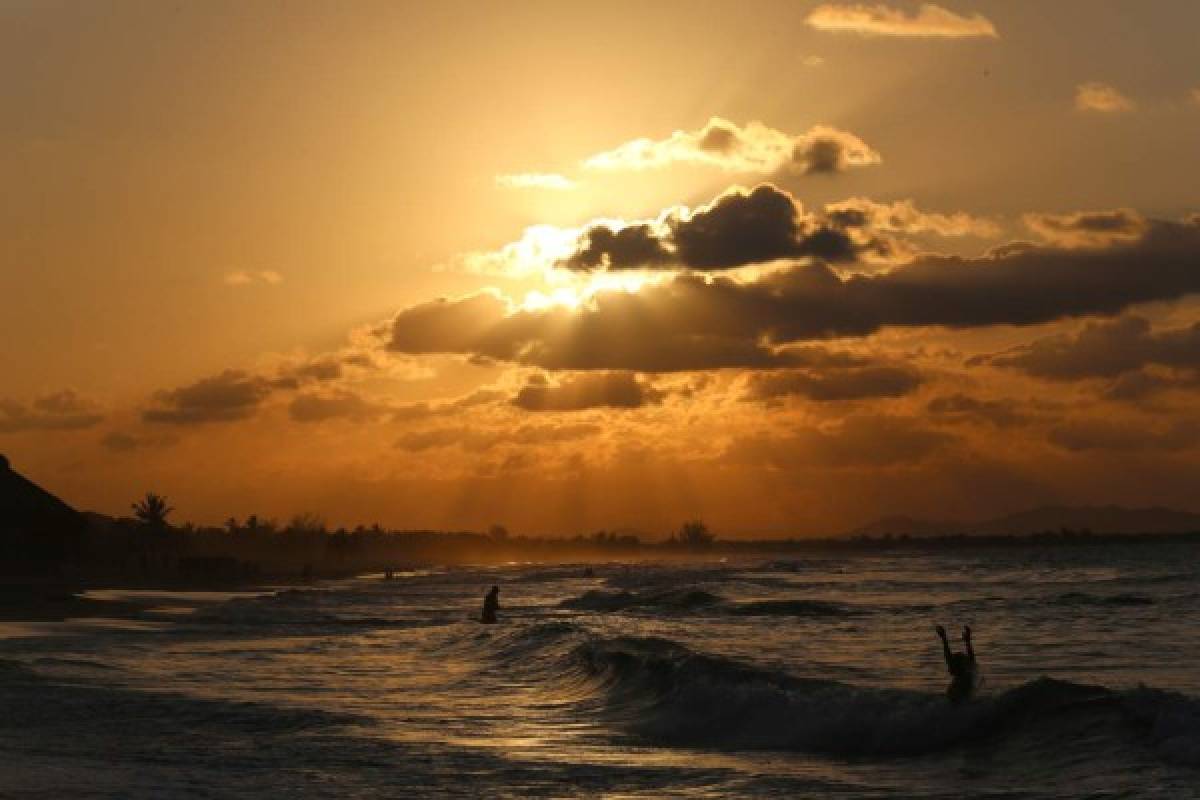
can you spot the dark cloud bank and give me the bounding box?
[387,217,1200,372]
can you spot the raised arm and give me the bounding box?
[935,625,953,668]
[962,625,975,663]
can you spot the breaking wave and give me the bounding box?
[484,623,1200,767]
[561,588,863,618]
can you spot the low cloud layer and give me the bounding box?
[582,118,880,176]
[806,3,998,38]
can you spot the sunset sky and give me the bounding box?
[3,1,1199,536]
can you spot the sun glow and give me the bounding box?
[519,268,667,311]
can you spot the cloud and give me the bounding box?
[982,316,1200,380]
[1024,209,1146,248]
[396,422,601,452]
[101,430,176,452]
[563,184,867,271]
[794,126,884,175]
[389,389,509,423]
[581,117,879,175]
[1103,369,1200,402]
[806,3,998,38]
[0,390,104,433]
[385,217,1200,372]
[288,389,389,423]
[1075,82,1134,113]
[1049,418,1199,453]
[744,364,923,402]
[562,188,997,272]
[143,370,275,424]
[513,372,664,411]
[826,197,999,238]
[563,223,673,270]
[726,415,956,469]
[926,394,1025,427]
[463,186,983,278]
[225,270,284,286]
[495,173,576,190]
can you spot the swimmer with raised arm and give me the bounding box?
[935,624,977,704]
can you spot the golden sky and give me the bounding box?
[3,1,1199,535]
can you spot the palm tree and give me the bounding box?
[132,492,174,530]
[675,519,715,549]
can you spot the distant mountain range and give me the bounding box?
[845,505,1200,538]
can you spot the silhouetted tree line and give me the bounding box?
[17,488,1200,585]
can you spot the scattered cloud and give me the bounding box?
[142,349,386,426]
[581,117,880,176]
[1024,209,1146,248]
[726,415,957,469]
[1049,417,1199,453]
[288,390,390,423]
[396,422,601,452]
[805,3,998,38]
[981,316,1200,380]
[1075,82,1134,113]
[513,371,665,411]
[225,270,284,286]
[101,430,176,452]
[826,197,1000,238]
[744,364,923,402]
[926,394,1026,427]
[495,173,576,190]
[0,390,104,433]
[143,370,275,425]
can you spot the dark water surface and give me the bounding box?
[2,545,1199,798]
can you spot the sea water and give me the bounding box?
[2,544,1199,798]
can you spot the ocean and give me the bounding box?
[2,544,1199,798]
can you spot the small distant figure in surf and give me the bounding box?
[935,624,978,704]
[384,568,394,581]
[481,585,500,624]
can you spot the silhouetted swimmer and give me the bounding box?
[936,624,978,704]
[481,585,500,624]
[384,568,394,581]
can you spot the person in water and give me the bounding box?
[481,585,500,624]
[935,624,977,704]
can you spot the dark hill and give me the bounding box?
[0,454,86,568]
[846,505,1200,538]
